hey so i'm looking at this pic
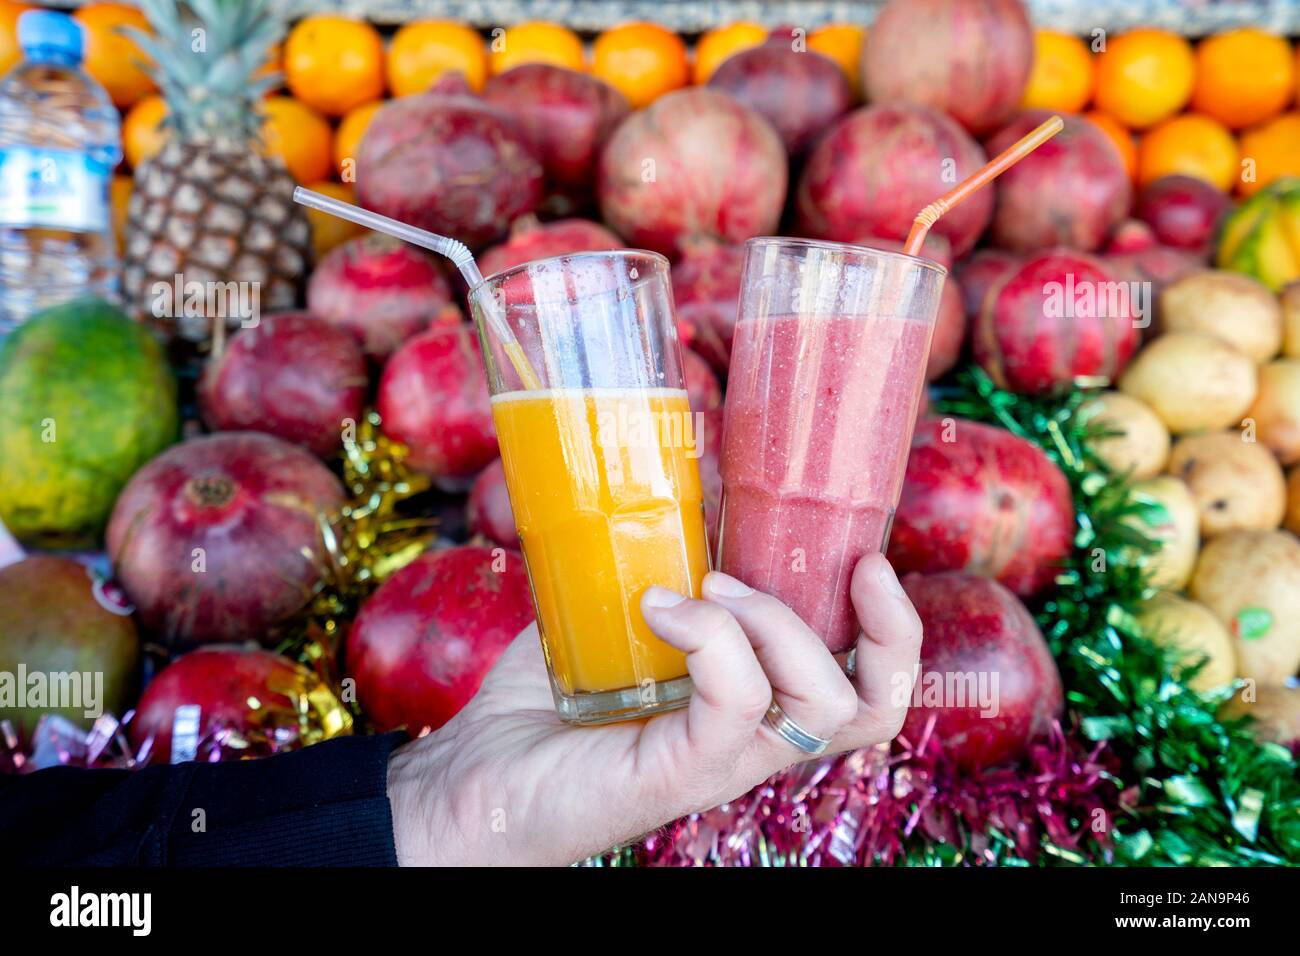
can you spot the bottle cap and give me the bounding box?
[17,10,84,63]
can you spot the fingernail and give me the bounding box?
[877,560,907,598]
[642,587,687,609]
[704,571,754,598]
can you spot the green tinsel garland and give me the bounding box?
[933,367,1300,866]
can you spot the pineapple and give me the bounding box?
[122,0,311,368]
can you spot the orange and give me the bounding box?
[592,22,689,109]
[122,93,167,169]
[1192,29,1295,130]
[260,95,333,184]
[693,21,766,84]
[0,1,32,75]
[284,16,385,117]
[1021,31,1094,113]
[74,3,157,110]
[333,100,382,182]
[1238,112,1300,197]
[304,180,365,258]
[1137,113,1239,191]
[1084,111,1138,181]
[388,20,488,96]
[489,21,585,75]
[110,174,131,251]
[1093,29,1195,129]
[808,24,866,92]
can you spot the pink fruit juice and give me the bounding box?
[719,311,934,652]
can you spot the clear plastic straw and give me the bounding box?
[293,187,541,389]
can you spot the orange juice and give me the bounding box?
[491,387,708,697]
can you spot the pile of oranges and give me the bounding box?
[1023,27,1300,196]
[2,3,1297,254]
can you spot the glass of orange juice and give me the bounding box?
[469,250,709,724]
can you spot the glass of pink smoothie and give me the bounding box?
[718,237,946,654]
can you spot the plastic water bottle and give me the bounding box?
[0,10,121,334]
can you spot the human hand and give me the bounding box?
[386,552,923,866]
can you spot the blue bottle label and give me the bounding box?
[0,146,112,232]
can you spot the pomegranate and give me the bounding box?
[985,111,1132,253]
[198,312,367,459]
[356,83,543,249]
[307,234,461,360]
[482,64,630,213]
[1104,219,1159,255]
[129,646,343,765]
[376,324,498,484]
[1105,244,1203,298]
[670,241,745,375]
[0,555,139,742]
[346,545,535,732]
[795,104,993,257]
[888,417,1074,597]
[106,433,345,648]
[467,459,517,548]
[974,250,1140,394]
[1134,174,1233,256]
[863,0,1034,135]
[597,88,787,259]
[900,571,1063,771]
[478,216,623,279]
[683,346,722,411]
[707,41,852,155]
[954,248,1021,318]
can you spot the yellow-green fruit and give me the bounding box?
[1124,475,1200,590]
[1079,390,1170,478]
[1136,591,1236,691]
[1245,358,1300,464]
[1220,685,1300,745]
[1158,269,1282,363]
[1118,331,1257,434]
[1189,529,1300,685]
[0,298,179,547]
[1168,430,1286,536]
[1216,177,1300,292]
[1281,283,1300,358]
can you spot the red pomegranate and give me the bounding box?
[973,250,1140,394]
[707,41,852,155]
[795,104,993,257]
[478,216,623,278]
[346,545,535,732]
[467,459,517,547]
[683,346,722,411]
[900,571,1063,771]
[1134,174,1232,256]
[198,312,367,459]
[356,84,544,249]
[1104,219,1159,255]
[376,324,498,484]
[985,111,1132,253]
[1105,244,1203,299]
[597,88,787,259]
[129,646,344,764]
[482,64,630,212]
[862,0,1034,135]
[106,433,346,648]
[307,234,461,360]
[887,417,1074,597]
[954,248,1022,318]
[670,241,745,375]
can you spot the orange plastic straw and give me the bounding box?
[903,115,1065,257]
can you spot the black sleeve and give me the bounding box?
[0,732,406,866]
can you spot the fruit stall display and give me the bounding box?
[2,0,1300,866]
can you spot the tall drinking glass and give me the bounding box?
[718,238,945,654]
[469,251,709,724]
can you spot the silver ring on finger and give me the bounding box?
[763,699,831,755]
